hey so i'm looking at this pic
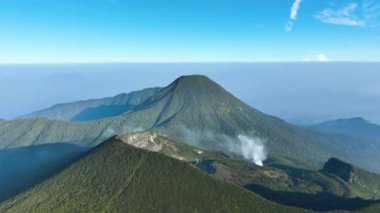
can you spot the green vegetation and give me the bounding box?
[0,143,86,202]
[113,132,380,211]
[1,75,380,174]
[0,137,309,213]
[22,87,161,121]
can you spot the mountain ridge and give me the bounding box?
[1,75,380,174]
[0,136,309,213]
[311,117,380,140]
[21,87,161,121]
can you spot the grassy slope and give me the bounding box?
[0,138,309,213]
[1,75,379,174]
[21,87,160,121]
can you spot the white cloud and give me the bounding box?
[303,54,329,62]
[315,3,365,26]
[316,1,380,27]
[285,0,303,32]
[290,0,303,20]
[362,0,380,25]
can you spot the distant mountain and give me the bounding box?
[311,117,380,141]
[21,87,161,121]
[0,135,308,213]
[1,75,380,174]
[0,143,86,202]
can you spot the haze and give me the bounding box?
[1,62,379,124]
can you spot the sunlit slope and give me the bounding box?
[1,75,379,173]
[0,137,309,213]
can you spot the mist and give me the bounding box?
[1,63,380,125]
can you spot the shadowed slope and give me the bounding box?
[21,87,161,121]
[0,143,86,202]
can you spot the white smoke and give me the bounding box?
[238,135,267,166]
[178,126,267,166]
[285,0,304,31]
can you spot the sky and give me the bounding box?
[1,63,380,125]
[0,0,380,63]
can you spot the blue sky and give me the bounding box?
[1,63,380,125]
[0,0,380,63]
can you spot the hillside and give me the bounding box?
[0,143,86,202]
[0,136,309,213]
[311,117,380,141]
[322,158,380,199]
[360,202,380,212]
[242,157,380,211]
[21,87,161,121]
[1,75,380,174]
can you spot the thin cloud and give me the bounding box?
[285,0,303,32]
[316,1,380,27]
[362,0,380,26]
[303,54,329,62]
[316,3,365,26]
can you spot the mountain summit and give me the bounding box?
[134,75,264,137]
[1,75,380,174]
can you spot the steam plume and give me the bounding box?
[238,135,267,166]
[178,126,267,166]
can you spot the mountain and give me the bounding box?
[243,157,380,211]
[322,158,380,199]
[311,117,380,141]
[21,87,161,121]
[0,143,86,202]
[1,131,378,212]
[0,135,308,213]
[1,75,380,174]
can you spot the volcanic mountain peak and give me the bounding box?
[137,75,250,116]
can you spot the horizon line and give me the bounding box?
[1,61,380,65]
